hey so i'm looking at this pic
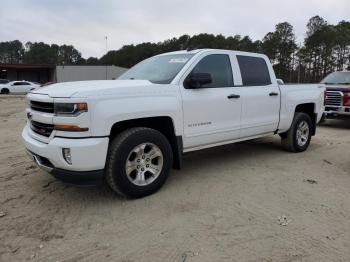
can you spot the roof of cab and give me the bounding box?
[157,49,203,55]
[157,48,267,58]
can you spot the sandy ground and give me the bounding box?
[0,95,350,262]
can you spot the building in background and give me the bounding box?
[0,64,55,83]
[0,64,128,84]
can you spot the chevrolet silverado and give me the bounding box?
[22,49,325,197]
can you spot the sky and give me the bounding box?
[1,0,349,58]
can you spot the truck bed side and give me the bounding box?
[278,84,325,133]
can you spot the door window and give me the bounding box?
[190,54,234,88]
[13,82,29,86]
[237,55,271,86]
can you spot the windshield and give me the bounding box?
[321,72,350,85]
[119,54,194,84]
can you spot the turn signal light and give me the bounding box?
[54,124,89,132]
[77,103,88,111]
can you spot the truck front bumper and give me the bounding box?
[22,125,109,185]
[325,106,350,118]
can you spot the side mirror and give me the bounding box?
[277,79,284,85]
[185,73,212,89]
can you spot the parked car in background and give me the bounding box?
[322,71,350,119]
[0,80,40,94]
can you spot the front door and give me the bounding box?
[180,53,242,150]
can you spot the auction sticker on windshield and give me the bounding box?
[169,58,189,63]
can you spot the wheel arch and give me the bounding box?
[294,103,317,136]
[109,116,183,169]
[0,88,10,94]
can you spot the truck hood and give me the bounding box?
[31,80,158,98]
[325,84,350,93]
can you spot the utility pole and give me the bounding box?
[105,36,108,80]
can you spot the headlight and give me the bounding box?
[54,103,88,116]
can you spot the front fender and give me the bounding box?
[89,95,183,137]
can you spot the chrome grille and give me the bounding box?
[30,120,54,137]
[326,91,342,106]
[30,100,54,113]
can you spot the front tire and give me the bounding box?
[105,127,173,198]
[281,112,312,152]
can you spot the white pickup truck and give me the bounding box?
[22,49,325,197]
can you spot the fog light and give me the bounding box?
[62,148,72,165]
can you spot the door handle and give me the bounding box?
[227,94,240,99]
[269,92,279,96]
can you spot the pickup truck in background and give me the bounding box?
[321,71,350,119]
[22,49,325,197]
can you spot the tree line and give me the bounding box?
[0,41,85,65]
[0,16,349,83]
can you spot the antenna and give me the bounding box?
[186,46,196,51]
[105,36,108,80]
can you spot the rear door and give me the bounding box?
[236,55,280,137]
[180,52,242,150]
[20,82,32,93]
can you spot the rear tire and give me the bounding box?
[105,127,173,198]
[281,112,312,152]
[0,88,9,94]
